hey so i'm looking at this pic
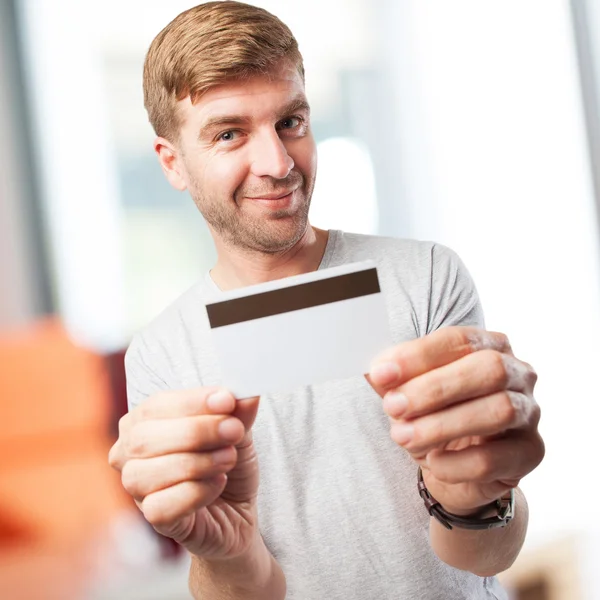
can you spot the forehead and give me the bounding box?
[178,63,307,127]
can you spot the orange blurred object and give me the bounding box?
[0,318,130,599]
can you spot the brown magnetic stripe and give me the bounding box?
[206,268,380,328]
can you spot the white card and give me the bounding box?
[205,260,392,398]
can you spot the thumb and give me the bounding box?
[232,395,261,432]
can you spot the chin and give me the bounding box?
[251,218,309,253]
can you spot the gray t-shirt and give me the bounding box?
[125,230,508,600]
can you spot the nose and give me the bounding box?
[250,129,294,179]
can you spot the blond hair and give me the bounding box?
[143,1,305,141]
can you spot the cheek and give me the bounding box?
[196,153,249,197]
[290,137,317,179]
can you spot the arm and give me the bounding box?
[368,327,544,578]
[418,246,537,575]
[189,532,286,600]
[112,350,286,599]
[119,337,287,596]
[430,487,528,576]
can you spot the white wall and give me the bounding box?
[18,0,127,351]
[378,0,600,552]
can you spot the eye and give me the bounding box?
[278,116,302,130]
[217,130,240,142]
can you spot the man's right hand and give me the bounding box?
[108,388,261,560]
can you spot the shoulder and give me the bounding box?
[333,230,461,278]
[332,230,434,258]
[333,230,483,332]
[124,279,212,405]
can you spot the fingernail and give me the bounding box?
[370,362,401,386]
[218,417,243,441]
[391,423,414,446]
[207,390,232,411]
[385,392,408,417]
[211,447,234,465]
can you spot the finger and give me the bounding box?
[230,396,261,432]
[390,391,539,455]
[133,387,237,421]
[368,327,512,393]
[383,350,537,419]
[121,448,238,500]
[126,415,245,458]
[111,411,141,470]
[141,475,228,533]
[108,439,126,471]
[427,431,545,485]
[110,391,258,471]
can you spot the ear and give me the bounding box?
[154,137,187,191]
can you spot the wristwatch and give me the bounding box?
[417,467,515,530]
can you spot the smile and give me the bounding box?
[246,189,296,208]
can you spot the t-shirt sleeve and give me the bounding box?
[124,333,170,411]
[426,243,485,333]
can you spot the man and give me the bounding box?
[108,2,545,599]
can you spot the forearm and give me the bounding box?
[430,487,528,577]
[188,531,286,600]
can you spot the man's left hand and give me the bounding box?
[367,326,545,515]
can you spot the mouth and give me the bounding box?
[245,189,296,208]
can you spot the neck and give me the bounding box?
[210,225,330,291]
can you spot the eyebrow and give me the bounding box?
[198,96,311,140]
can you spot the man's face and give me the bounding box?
[168,62,317,254]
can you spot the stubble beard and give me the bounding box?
[189,172,315,254]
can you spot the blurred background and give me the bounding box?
[1,0,599,598]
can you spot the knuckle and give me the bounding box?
[450,326,475,353]
[126,427,149,457]
[120,461,140,495]
[137,403,152,420]
[485,350,509,387]
[180,454,203,481]
[190,417,211,445]
[424,376,449,410]
[140,499,167,530]
[521,430,545,475]
[430,418,445,443]
[108,443,121,470]
[529,401,542,427]
[138,392,161,416]
[140,391,169,418]
[524,362,538,388]
[533,432,546,466]
[117,414,129,436]
[495,332,511,353]
[138,395,160,419]
[421,416,444,447]
[492,391,518,428]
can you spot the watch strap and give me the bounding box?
[417,467,515,530]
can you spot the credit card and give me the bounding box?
[205,260,392,398]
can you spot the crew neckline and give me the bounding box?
[204,229,339,293]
